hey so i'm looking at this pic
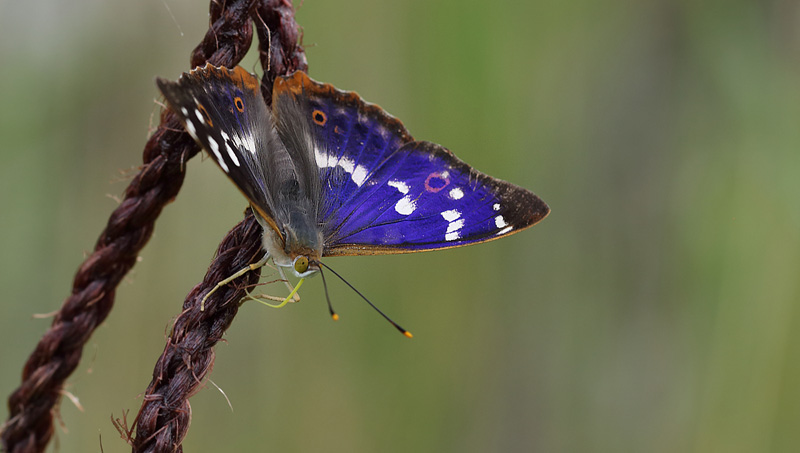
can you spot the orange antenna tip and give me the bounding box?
[403,331,413,339]
[331,313,340,321]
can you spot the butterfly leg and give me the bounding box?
[242,277,305,309]
[200,253,270,311]
[240,265,302,307]
[277,266,302,303]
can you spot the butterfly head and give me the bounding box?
[258,212,323,279]
[281,243,321,279]
[267,243,321,279]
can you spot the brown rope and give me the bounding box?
[128,211,264,453]
[1,1,259,452]
[130,1,307,452]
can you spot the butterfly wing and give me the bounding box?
[156,64,281,231]
[156,64,324,256]
[273,72,549,256]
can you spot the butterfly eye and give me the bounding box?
[294,256,309,273]
[234,96,245,112]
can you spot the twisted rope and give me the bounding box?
[130,1,307,451]
[1,0,263,451]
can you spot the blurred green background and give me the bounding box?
[2,0,800,451]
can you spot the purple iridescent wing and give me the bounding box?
[273,72,549,256]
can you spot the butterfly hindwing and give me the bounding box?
[273,72,550,256]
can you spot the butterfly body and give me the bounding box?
[157,64,548,279]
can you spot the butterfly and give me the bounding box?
[157,64,549,327]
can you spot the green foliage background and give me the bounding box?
[2,1,800,451]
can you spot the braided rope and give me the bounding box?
[1,0,275,451]
[130,1,307,451]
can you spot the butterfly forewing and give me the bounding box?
[156,64,282,230]
[273,72,550,256]
[273,73,413,230]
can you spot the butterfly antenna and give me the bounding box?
[318,262,413,338]
[317,264,339,321]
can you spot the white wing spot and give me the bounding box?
[184,119,198,138]
[493,203,501,211]
[447,219,465,233]
[207,136,222,159]
[449,188,464,200]
[220,130,256,159]
[206,136,229,172]
[441,209,460,222]
[315,147,334,167]
[388,180,410,194]
[338,156,367,186]
[495,215,508,228]
[180,107,189,116]
[441,210,463,241]
[226,144,240,167]
[388,180,415,215]
[445,231,461,241]
[238,134,257,157]
[352,166,368,186]
[497,226,513,235]
[194,109,204,123]
[315,147,368,187]
[395,196,416,215]
[214,132,240,167]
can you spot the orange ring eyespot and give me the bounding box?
[312,110,327,126]
[234,97,245,112]
[197,104,213,127]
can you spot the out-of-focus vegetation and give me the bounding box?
[2,1,799,451]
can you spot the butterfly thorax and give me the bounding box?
[257,203,322,278]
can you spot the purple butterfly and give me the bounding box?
[157,64,549,332]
